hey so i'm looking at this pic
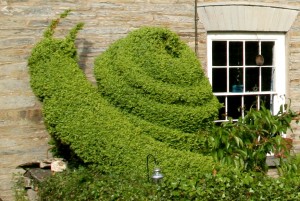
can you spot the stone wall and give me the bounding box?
[0,2,196,199]
[2,1,300,200]
[0,0,198,122]
[1,0,300,147]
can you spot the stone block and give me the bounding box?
[0,96,37,110]
[0,37,35,49]
[0,107,42,122]
[0,62,28,78]
[0,79,31,94]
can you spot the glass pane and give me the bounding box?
[261,42,274,66]
[244,95,258,112]
[245,41,259,66]
[217,96,226,120]
[245,67,259,92]
[261,67,274,91]
[228,96,242,119]
[212,68,227,92]
[229,42,243,66]
[260,95,271,110]
[212,41,227,66]
[229,68,243,92]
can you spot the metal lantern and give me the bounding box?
[151,168,163,183]
[146,154,164,183]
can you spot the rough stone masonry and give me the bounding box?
[0,1,196,200]
[1,0,300,200]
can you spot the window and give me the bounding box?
[207,33,286,122]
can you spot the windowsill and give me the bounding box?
[214,91,277,96]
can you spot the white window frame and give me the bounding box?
[207,33,286,121]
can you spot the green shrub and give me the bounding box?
[38,167,159,201]
[38,165,300,201]
[29,10,83,102]
[28,11,217,186]
[158,168,300,200]
[125,113,210,153]
[94,27,221,133]
[206,104,298,172]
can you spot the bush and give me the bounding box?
[207,104,299,172]
[38,165,300,201]
[38,167,159,201]
[94,27,221,133]
[28,11,217,186]
[125,113,210,153]
[158,168,300,200]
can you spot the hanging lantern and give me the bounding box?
[256,55,264,66]
[151,168,164,183]
[146,154,164,184]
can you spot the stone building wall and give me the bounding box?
[0,0,198,122]
[286,12,300,151]
[2,1,300,200]
[1,0,300,149]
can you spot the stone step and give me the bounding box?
[267,168,279,178]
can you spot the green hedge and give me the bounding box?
[28,12,217,182]
[125,112,209,153]
[94,27,221,133]
[38,165,300,201]
[38,166,162,201]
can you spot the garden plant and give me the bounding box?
[207,103,298,172]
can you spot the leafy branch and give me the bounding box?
[206,103,299,173]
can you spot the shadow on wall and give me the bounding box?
[77,38,97,83]
[77,38,93,72]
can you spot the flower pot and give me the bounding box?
[232,85,243,92]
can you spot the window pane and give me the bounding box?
[260,95,271,110]
[212,41,227,66]
[261,67,273,91]
[244,95,258,112]
[245,41,259,66]
[229,68,243,92]
[212,68,227,92]
[228,96,242,119]
[217,96,226,120]
[229,42,243,66]
[261,42,274,66]
[245,67,259,92]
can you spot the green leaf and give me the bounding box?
[234,136,240,147]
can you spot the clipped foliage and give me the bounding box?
[38,167,159,201]
[29,10,84,102]
[38,164,300,201]
[125,113,209,153]
[94,27,221,133]
[28,12,217,185]
[158,168,300,200]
